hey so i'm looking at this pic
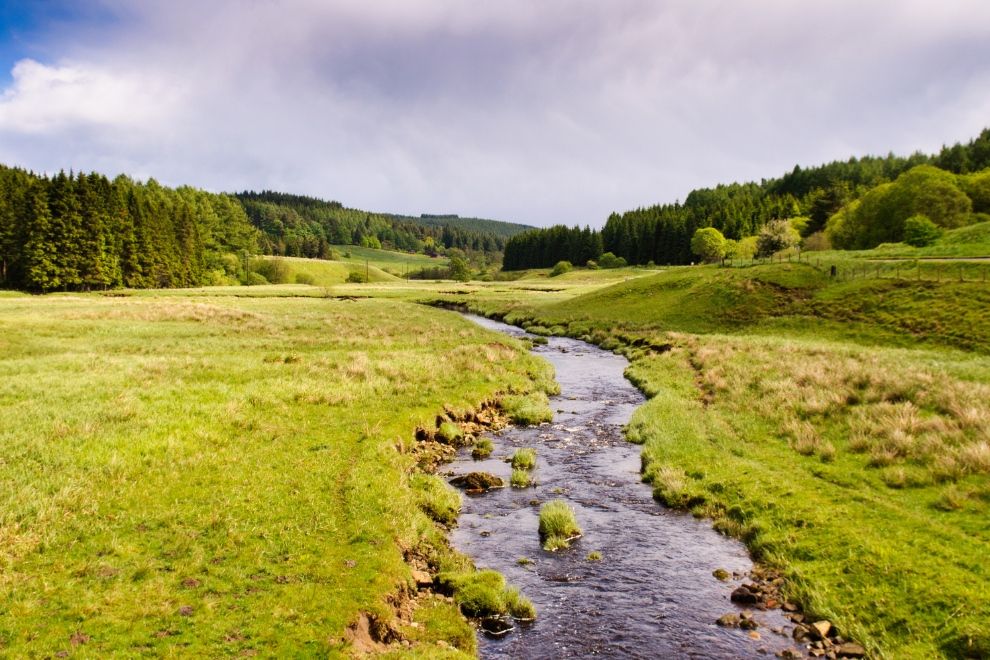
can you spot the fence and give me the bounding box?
[721,253,990,283]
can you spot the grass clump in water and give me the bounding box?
[437,569,538,620]
[539,500,581,551]
[472,438,494,459]
[586,551,603,562]
[511,447,537,470]
[510,469,532,488]
[504,587,536,620]
[501,394,552,425]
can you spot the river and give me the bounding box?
[449,314,795,658]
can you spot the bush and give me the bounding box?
[802,231,832,252]
[903,214,943,247]
[690,227,726,263]
[539,500,581,550]
[756,219,800,257]
[511,448,537,470]
[250,257,290,284]
[346,271,366,283]
[598,252,627,269]
[246,272,268,286]
[294,272,315,285]
[585,260,600,270]
[550,260,573,277]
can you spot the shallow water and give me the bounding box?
[450,315,795,658]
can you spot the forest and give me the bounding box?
[0,166,258,292]
[0,170,523,292]
[237,191,511,260]
[503,128,990,269]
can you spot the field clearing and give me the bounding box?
[0,292,552,656]
[330,245,450,274]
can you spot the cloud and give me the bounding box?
[1,0,989,225]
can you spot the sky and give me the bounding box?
[1,1,989,227]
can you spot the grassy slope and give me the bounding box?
[331,245,450,274]
[0,292,552,656]
[430,264,990,658]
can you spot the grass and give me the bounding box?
[509,469,532,488]
[0,291,553,656]
[538,500,581,551]
[435,570,536,620]
[331,244,449,276]
[254,254,398,284]
[510,447,537,470]
[471,438,494,460]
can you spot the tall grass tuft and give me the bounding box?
[511,447,537,470]
[539,500,581,551]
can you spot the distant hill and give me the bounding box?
[394,213,536,240]
[236,191,531,259]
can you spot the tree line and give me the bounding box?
[502,128,990,270]
[0,166,258,292]
[236,191,508,260]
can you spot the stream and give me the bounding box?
[450,314,795,658]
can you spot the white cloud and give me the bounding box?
[0,58,184,133]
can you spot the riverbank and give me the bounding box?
[0,292,553,656]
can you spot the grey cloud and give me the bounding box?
[1,0,989,226]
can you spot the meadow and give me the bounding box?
[4,235,990,657]
[0,291,553,657]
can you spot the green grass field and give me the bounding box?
[331,245,450,275]
[0,291,553,656]
[5,243,990,658]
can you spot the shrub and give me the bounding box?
[690,227,727,263]
[802,231,832,251]
[472,438,493,460]
[539,500,581,550]
[250,257,290,284]
[511,448,537,470]
[598,252,627,269]
[903,214,943,247]
[550,260,573,277]
[294,272,315,285]
[756,219,800,257]
[346,271,366,283]
[585,260,600,270]
[246,272,268,286]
